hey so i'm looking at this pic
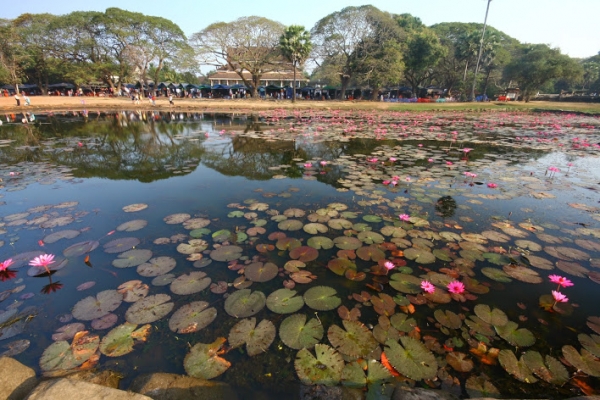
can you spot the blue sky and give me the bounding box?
[3,0,599,58]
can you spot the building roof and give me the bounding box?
[209,70,308,82]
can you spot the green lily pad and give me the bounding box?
[278,219,304,231]
[328,219,353,230]
[434,310,462,329]
[307,236,334,250]
[125,294,174,324]
[303,286,341,311]
[390,313,417,333]
[357,231,385,244]
[169,301,217,334]
[112,249,153,268]
[482,252,510,266]
[170,271,211,295]
[327,258,356,276]
[353,223,372,232]
[380,226,407,238]
[190,228,211,238]
[334,236,362,250]
[328,320,378,357]
[481,267,512,283]
[389,273,422,294]
[465,375,501,398]
[40,332,100,372]
[266,289,305,314]
[103,237,140,254]
[72,290,123,321]
[43,229,81,244]
[279,314,323,350]
[212,229,232,243]
[99,322,151,357]
[303,223,328,235]
[137,256,177,277]
[356,245,386,262]
[403,247,436,264]
[342,359,392,389]
[184,337,231,379]
[228,210,244,218]
[116,219,148,232]
[464,316,495,337]
[245,262,278,282]
[295,344,344,386]
[447,352,474,372]
[495,321,536,347]
[210,245,243,262]
[284,208,306,218]
[562,345,600,377]
[498,349,538,383]
[276,237,302,251]
[502,265,543,283]
[224,289,266,318]
[63,240,99,257]
[228,318,276,356]
[474,304,508,327]
[579,333,600,357]
[289,246,319,262]
[522,351,569,385]
[384,337,437,381]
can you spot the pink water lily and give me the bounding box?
[383,261,395,271]
[487,182,498,188]
[0,259,14,271]
[398,214,410,222]
[552,290,568,303]
[421,280,435,294]
[549,274,574,289]
[447,280,465,294]
[389,157,397,162]
[303,163,312,168]
[320,160,328,166]
[29,254,55,274]
[428,158,434,162]
[446,161,453,166]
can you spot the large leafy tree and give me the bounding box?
[279,25,312,102]
[0,19,28,91]
[311,5,404,98]
[504,44,583,101]
[581,53,600,91]
[191,16,285,97]
[402,29,446,94]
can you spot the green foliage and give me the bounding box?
[280,25,312,102]
[505,44,583,101]
[403,29,446,93]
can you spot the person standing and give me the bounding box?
[14,93,21,106]
[169,94,174,106]
[24,95,30,106]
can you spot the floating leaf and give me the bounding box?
[279,314,323,350]
[303,286,341,311]
[334,236,362,250]
[328,320,378,357]
[384,337,438,381]
[522,351,569,385]
[43,230,80,244]
[278,219,303,231]
[91,313,118,330]
[307,236,334,250]
[327,258,356,276]
[328,219,353,230]
[434,310,462,329]
[357,231,385,244]
[137,257,177,277]
[244,262,278,282]
[502,265,543,283]
[498,349,538,383]
[169,301,217,334]
[465,375,500,397]
[389,273,421,294]
[404,247,436,264]
[464,316,495,337]
[176,240,208,254]
[276,237,302,251]
[579,334,600,358]
[40,331,100,372]
[210,245,243,262]
[474,304,508,327]
[562,345,600,377]
[63,241,99,257]
[224,289,266,318]
[228,318,276,356]
[495,321,535,347]
[170,271,211,295]
[112,249,153,268]
[184,337,231,379]
[103,237,140,254]
[481,267,512,283]
[290,246,319,262]
[72,290,123,321]
[117,280,149,302]
[99,322,151,357]
[123,203,147,212]
[116,219,147,232]
[447,352,474,372]
[295,344,344,386]
[390,313,417,333]
[303,223,328,235]
[125,294,174,324]
[52,323,85,341]
[356,245,386,262]
[266,289,305,314]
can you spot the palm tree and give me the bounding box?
[279,25,312,103]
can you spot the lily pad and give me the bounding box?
[117,280,149,302]
[481,267,512,283]
[357,231,385,244]
[498,349,538,383]
[328,320,378,357]
[295,344,344,386]
[307,236,334,250]
[465,375,501,398]
[562,345,600,377]
[170,271,211,295]
[266,289,305,314]
[522,351,569,385]
[389,273,422,294]
[123,203,147,212]
[137,257,177,277]
[91,313,118,330]
[356,245,386,262]
[72,290,123,321]
[404,247,436,264]
[474,304,508,327]
[210,245,243,262]
[63,241,99,257]
[303,286,341,311]
[103,237,140,254]
[169,301,217,334]
[279,314,323,350]
[112,249,153,268]
[327,258,356,276]
[176,240,208,255]
[495,321,536,347]
[99,322,151,357]
[228,318,276,356]
[224,289,266,318]
[384,337,438,381]
[245,262,278,282]
[434,310,462,329]
[579,333,600,357]
[502,265,543,283]
[303,223,328,235]
[40,332,100,372]
[289,246,319,262]
[447,352,474,372]
[52,323,85,341]
[184,337,231,380]
[125,294,174,324]
[43,230,80,244]
[116,220,147,232]
[333,236,362,250]
[278,219,304,231]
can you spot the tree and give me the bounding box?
[504,44,583,101]
[0,19,28,91]
[402,29,446,95]
[191,16,285,97]
[581,53,600,90]
[311,5,403,98]
[279,25,312,103]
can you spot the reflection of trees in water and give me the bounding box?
[435,196,457,218]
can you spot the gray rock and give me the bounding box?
[129,373,238,400]
[25,379,151,400]
[392,386,460,400]
[0,356,37,400]
[300,385,343,400]
[61,370,122,389]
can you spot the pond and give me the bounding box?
[1,109,600,399]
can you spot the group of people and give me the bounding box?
[13,93,31,106]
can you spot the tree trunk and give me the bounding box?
[292,62,296,103]
[482,68,492,97]
[463,61,469,82]
[340,75,351,100]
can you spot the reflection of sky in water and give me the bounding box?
[1,112,600,396]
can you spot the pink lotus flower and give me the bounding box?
[303,163,312,168]
[487,182,498,188]
[29,254,55,274]
[390,180,398,186]
[382,180,390,185]
[446,161,453,166]
[447,280,465,294]
[428,158,434,162]
[549,275,574,288]
[0,259,14,271]
[384,261,395,271]
[398,214,410,222]
[389,157,397,162]
[418,144,423,147]
[462,148,473,153]
[320,161,328,166]
[421,280,435,294]
[368,157,378,163]
[552,290,568,303]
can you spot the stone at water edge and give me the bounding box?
[25,378,152,400]
[0,356,37,400]
[129,373,239,400]
[392,385,460,400]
